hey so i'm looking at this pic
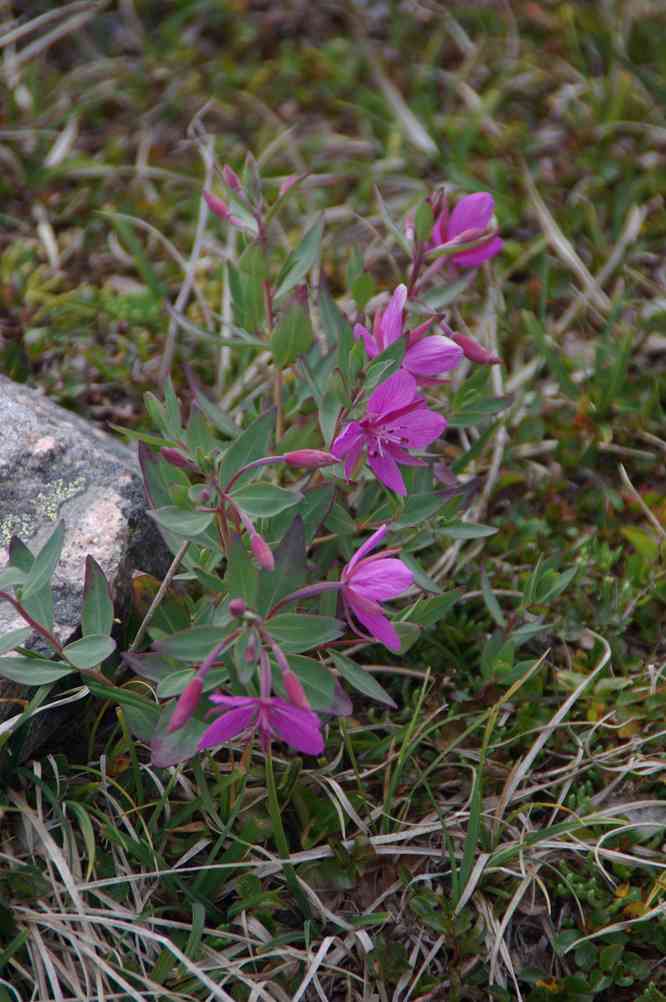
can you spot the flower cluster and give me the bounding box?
[121,172,504,769]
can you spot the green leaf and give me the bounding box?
[408,591,460,627]
[414,201,434,242]
[394,621,420,654]
[156,667,227,699]
[375,185,411,256]
[271,304,313,368]
[394,492,446,529]
[441,521,497,540]
[365,338,405,391]
[148,507,214,537]
[63,634,116,669]
[218,409,275,488]
[331,652,397,708]
[22,584,55,633]
[82,556,114,637]
[256,516,307,617]
[153,623,235,662]
[191,385,237,438]
[481,567,506,628]
[320,284,357,389]
[151,704,207,768]
[0,567,27,589]
[21,521,65,599]
[272,654,335,711]
[265,613,344,653]
[229,483,302,518]
[223,534,259,607]
[8,536,34,573]
[269,485,334,545]
[0,656,77,685]
[0,628,32,656]
[351,272,375,311]
[274,216,324,301]
[400,553,442,595]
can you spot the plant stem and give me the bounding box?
[264,747,311,918]
[128,539,189,652]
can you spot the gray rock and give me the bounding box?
[0,375,169,756]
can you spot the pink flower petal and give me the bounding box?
[353,323,379,359]
[448,192,494,239]
[208,694,257,707]
[367,370,417,418]
[268,702,324,755]
[389,407,446,448]
[348,558,413,601]
[379,284,407,348]
[331,422,363,459]
[451,235,503,268]
[197,705,257,749]
[368,450,407,495]
[346,592,402,652]
[404,335,463,377]
[344,524,388,575]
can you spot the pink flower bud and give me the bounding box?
[251,532,274,571]
[282,669,311,710]
[229,597,247,617]
[279,174,300,197]
[244,631,259,664]
[450,332,501,365]
[167,676,203,733]
[284,449,338,469]
[404,210,415,242]
[223,165,242,192]
[160,447,198,472]
[203,191,232,221]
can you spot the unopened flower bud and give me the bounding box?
[279,174,300,197]
[404,210,415,242]
[229,597,247,617]
[284,449,337,469]
[203,191,232,221]
[244,631,259,664]
[250,532,274,571]
[223,165,242,192]
[282,669,311,710]
[167,676,203,734]
[160,447,198,472]
[450,332,500,366]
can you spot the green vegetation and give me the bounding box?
[1,2,666,1000]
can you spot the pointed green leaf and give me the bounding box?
[218,409,275,488]
[63,634,116,669]
[257,516,307,616]
[0,656,76,685]
[274,216,324,300]
[152,623,235,662]
[330,652,397,708]
[229,482,302,519]
[223,535,259,607]
[265,613,344,653]
[21,521,65,600]
[82,556,114,637]
[0,628,32,656]
[148,507,214,537]
[191,385,237,438]
[271,304,314,368]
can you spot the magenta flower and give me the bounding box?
[331,369,446,495]
[430,192,503,268]
[198,694,324,755]
[341,524,413,652]
[354,284,463,382]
